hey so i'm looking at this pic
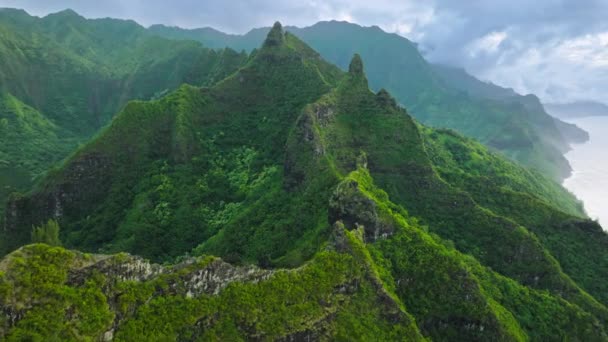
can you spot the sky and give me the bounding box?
[1,0,607,104]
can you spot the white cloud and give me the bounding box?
[467,31,508,57]
[556,32,608,67]
[474,32,608,103]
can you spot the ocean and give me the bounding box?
[563,116,608,229]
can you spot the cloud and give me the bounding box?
[477,31,608,103]
[1,0,607,103]
[408,1,608,103]
[556,33,608,67]
[467,31,508,58]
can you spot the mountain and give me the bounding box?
[149,20,581,180]
[148,24,268,52]
[431,64,518,101]
[545,100,608,119]
[2,23,608,340]
[0,8,247,209]
[0,93,72,199]
[2,22,344,263]
[432,64,590,145]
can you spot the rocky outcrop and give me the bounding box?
[328,179,394,242]
[167,258,274,297]
[68,254,164,286]
[348,54,364,76]
[283,104,331,190]
[264,22,285,48]
[67,252,275,297]
[2,152,113,255]
[376,88,398,108]
[0,240,426,341]
[1,246,276,338]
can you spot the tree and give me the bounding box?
[31,219,62,246]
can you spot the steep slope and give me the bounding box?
[0,8,247,206]
[149,20,579,180]
[422,127,608,305]
[431,64,518,101]
[0,93,74,208]
[289,56,608,319]
[3,24,608,340]
[335,168,604,340]
[432,64,590,145]
[2,23,343,263]
[2,172,606,340]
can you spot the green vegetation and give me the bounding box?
[1,14,607,341]
[1,162,605,339]
[0,244,113,340]
[421,125,585,217]
[0,8,248,209]
[0,242,425,341]
[421,127,608,305]
[31,219,62,246]
[347,167,603,341]
[149,20,583,180]
[1,23,343,264]
[0,93,72,216]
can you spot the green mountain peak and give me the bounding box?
[263,21,285,47]
[150,20,584,180]
[346,53,368,88]
[349,53,364,75]
[43,8,83,21]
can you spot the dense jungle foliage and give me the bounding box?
[0,11,606,341]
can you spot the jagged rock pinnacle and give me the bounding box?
[349,54,364,75]
[264,21,285,47]
[348,54,368,87]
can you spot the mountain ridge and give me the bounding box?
[147,19,583,180]
[0,8,249,212]
[0,13,607,341]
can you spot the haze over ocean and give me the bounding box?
[563,116,608,229]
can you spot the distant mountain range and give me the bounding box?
[545,100,608,119]
[430,64,590,145]
[150,21,587,180]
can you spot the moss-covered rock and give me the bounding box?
[0,241,427,341]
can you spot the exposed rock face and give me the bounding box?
[68,254,164,286]
[1,247,276,338]
[167,259,274,297]
[328,221,351,253]
[3,152,113,254]
[0,240,425,341]
[312,102,335,127]
[67,253,275,296]
[328,179,394,242]
[276,325,331,342]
